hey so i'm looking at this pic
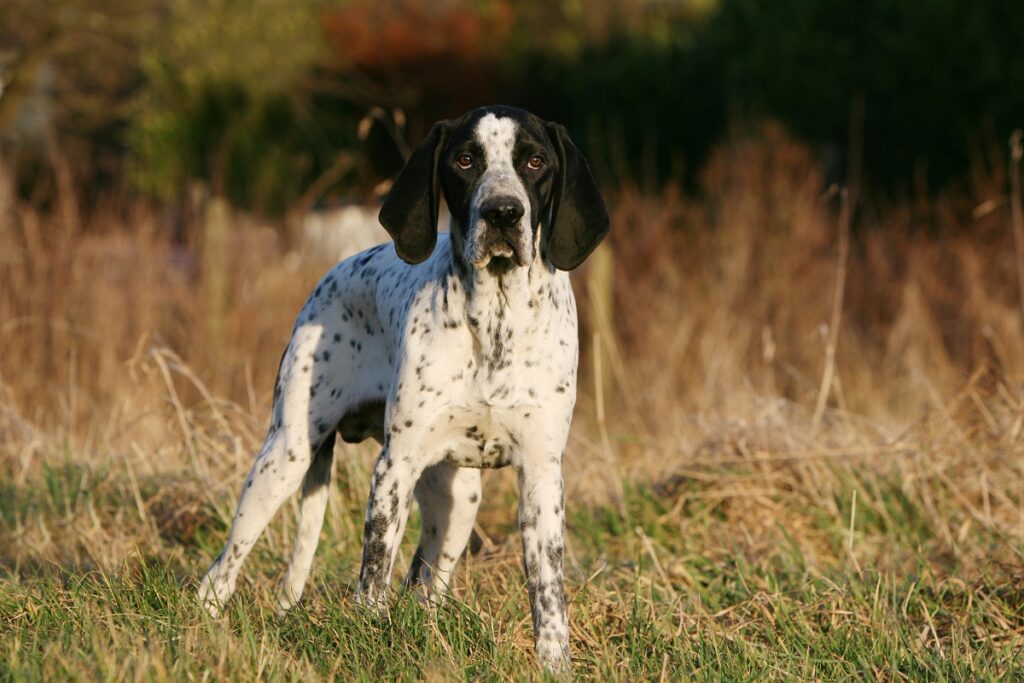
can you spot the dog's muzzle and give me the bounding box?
[473,195,529,268]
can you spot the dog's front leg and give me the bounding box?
[357,447,422,607]
[518,453,571,672]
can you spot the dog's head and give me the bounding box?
[379,106,609,272]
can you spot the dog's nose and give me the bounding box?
[480,197,525,230]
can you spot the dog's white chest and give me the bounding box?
[386,248,579,467]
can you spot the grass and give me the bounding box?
[3,124,1024,679]
[3,468,1024,680]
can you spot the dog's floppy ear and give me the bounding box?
[544,122,610,270]
[379,120,453,264]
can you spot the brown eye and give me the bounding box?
[456,154,473,170]
[527,155,545,170]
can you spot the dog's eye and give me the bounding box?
[456,154,474,170]
[527,155,545,170]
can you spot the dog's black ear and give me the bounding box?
[379,120,453,264]
[544,122,610,270]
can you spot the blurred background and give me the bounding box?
[4,2,1024,665]
[4,0,1024,411]
[4,0,1024,211]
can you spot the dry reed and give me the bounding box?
[2,122,1024,593]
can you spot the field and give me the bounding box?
[3,128,1024,680]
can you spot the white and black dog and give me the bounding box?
[198,105,609,670]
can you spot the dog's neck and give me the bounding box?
[463,258,554,308]
[445,230,562,377]
[448,226,557,316]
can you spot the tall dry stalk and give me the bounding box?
[203,194,232,345]
[587,241,616,397]
[812,188,851,427]
[1010,130,1024,326]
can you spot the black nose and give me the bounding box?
[480,197,525,230]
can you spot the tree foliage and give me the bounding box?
[3,0,1023,213]
[129,0,326,211]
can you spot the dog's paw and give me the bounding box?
[198,586,225,618]
[198,570,231,618]
[535,638,572,674]
[275,578,306,616]
[354,587,391,616]
[275,593,298,617]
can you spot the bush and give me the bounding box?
[129,0,338,213]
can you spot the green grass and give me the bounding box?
[3,455,1024,682]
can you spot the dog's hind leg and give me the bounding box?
[404,463,481,598]
[198,425,320,617]
[199,317,348,616]
[276,431,336,614]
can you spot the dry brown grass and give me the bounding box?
[3,123,1024,566]
[3,125,1024,678]
[587,126,1024,581]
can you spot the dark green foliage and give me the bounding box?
[511,33,727,189]
[707,0,1024,191]
[8,0,1024,212]
[509,0,1024,193]
[131,66,363,215]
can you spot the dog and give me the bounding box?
[198,105,609,671]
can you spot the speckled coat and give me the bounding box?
[199,106,610,672]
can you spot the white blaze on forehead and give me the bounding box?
[474,114,518,168]
[466,112,533,268]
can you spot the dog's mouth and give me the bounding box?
[471,232,530,271]
[486,254,517,275]
[488,237,516,260]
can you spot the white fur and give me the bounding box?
[199,111,579,672]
